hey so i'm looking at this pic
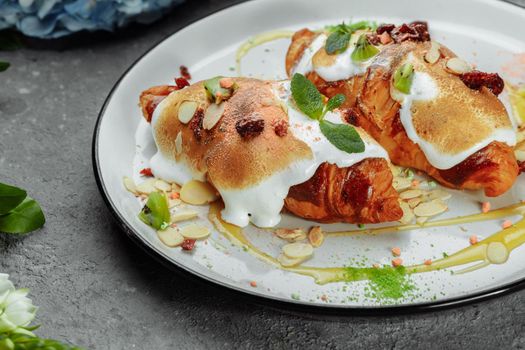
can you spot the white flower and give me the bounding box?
[0,274,37,334]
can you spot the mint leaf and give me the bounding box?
[0,183,27,215]
[0,61,9,72]
[325,94,345,113]
[139,192,170,230]
[291,73,324,120]
[319,120,365,154]
[393,63,414,94]
[345,20,378,32]
[325,31,350,55]
[0,197,45,234]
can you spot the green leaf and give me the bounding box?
[325,94,345,113]
[319,120,365,154]
[351,34,379,62]
[0,198,45,234]
[393,63,414,94]
[0,61,9,72]
[0,183,27,215]
[203,76,231,103]
[345,20,378,32]
[3,334,83,350]
[0,31,23,51]
[138,192,170,230]
[290,73,324,120]
[325,31,350,55]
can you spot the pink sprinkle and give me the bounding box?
[502,220,513,229]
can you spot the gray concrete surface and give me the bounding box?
[1,0,525,349]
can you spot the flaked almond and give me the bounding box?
[424,189,452,201]
[515,149,525,162]
[416,216,429,225]
[274,228,307,242]
[171,210,198,223]
[203,102,225,130]
[178,101,199,124]
[308,226,324,248]
[424,41,441,64]
[393,177,412,192]
[407,197,422,209]
[277,253,308,267]
[399,189,423,200]
[136,178,157,195]
[123,176,137,194]
[399,201,415,224]
[157,227,184,247]
[154,179,172,192]
[168,198,182,208]
[180,180,218,205]
[282,242,314,259]
[170,183,182,192]
[180,223,210,240]
[413,199,448,217]
[175,132,183,155]
[446,57,472,75]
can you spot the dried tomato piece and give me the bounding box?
[181,239,196,251]
[180,65,191,80]
[519,161,525,174]
[189,108,204,141]
[236,117,265,139]
[273,119,288,137]
[459,70,504,96]
[140,168,154,177]
[175,77,190,89]
[390,22,430,43]
[376,23,395,35]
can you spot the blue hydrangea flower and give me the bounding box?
[0,0,184,39]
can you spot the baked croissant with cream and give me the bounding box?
[286,22,519,197]
[139,77,402,227]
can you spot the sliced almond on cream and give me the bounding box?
[274,228,307,242]
[308,226,324,248]
[157,227,184,247]
[446,57,471,74]
[175,132,183,156]
[282,242,313,259]
[178,101,198,124]
[399,189,423,200]
[277,253,308,267]
[154,179,172,192]
[180,180,218,205]
[424,41,441,64]
[413,199,448,217]
[123,176,137,194]
[136,178,157,195]
[171,210,198,223]
[180,223,210,240]
[203,102,225,130]
[393,177,412,192]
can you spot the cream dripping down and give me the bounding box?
[148,81,388,228]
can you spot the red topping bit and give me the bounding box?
[380,21,430,43]
[273,119,288,137]
[235,117,265,139]
[175,77,190,89]
[181,239,196,251]
[140,168,154,177]
[459,70,504,96]
[519,161,525,174]
[189,108,205,141]
[179,65,191,80]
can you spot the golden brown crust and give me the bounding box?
[286,29,519,196]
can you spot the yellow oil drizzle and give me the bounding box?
[235,30,294,76]
[506,82,525,126]
[209,202,525,285]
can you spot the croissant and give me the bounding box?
[286,23,519,197]
[139,77,402,227]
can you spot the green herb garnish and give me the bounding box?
[0,183,45,234]
[324,21,377,55]
[351,34,379,62]
[204,76,231,103]
[0,61,9,72]
[291,73,364,154]
[139,192,170,230]
[393,63,414,94]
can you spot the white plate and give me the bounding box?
[93,0,525,310]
